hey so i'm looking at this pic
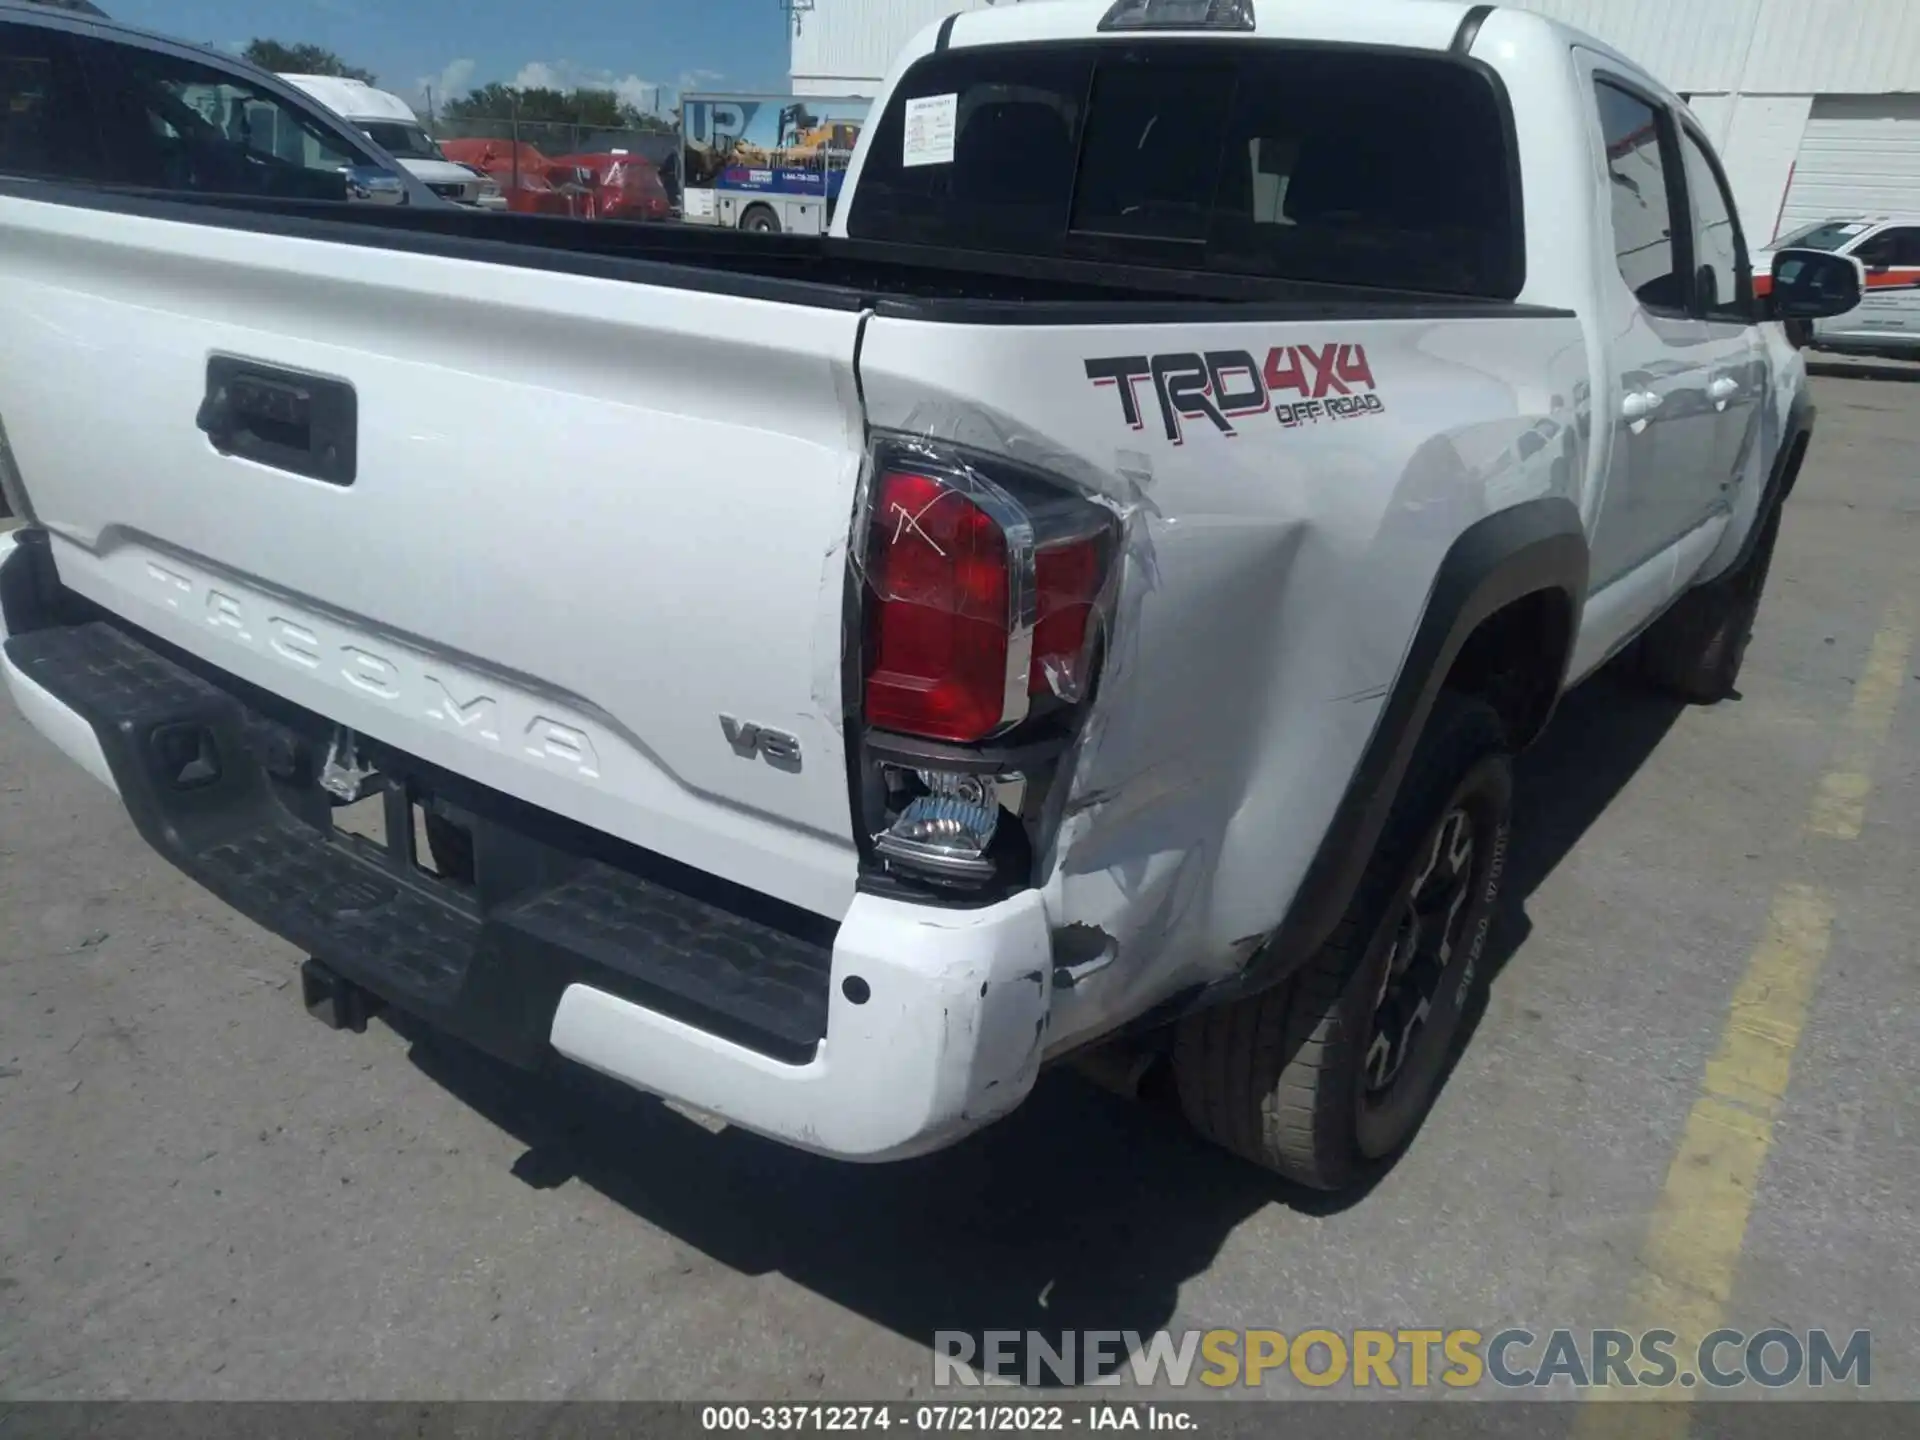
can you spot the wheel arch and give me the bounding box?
[1232,496,1588,998]
[739,201,781,232]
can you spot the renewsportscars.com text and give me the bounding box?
[933,1328,1871,1391]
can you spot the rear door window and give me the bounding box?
[1593,79,1687,315]
[847,41,1523,299]
[1678,126,1751,320]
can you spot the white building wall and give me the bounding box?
[791,0,1920,94]
[1684,93,1737,150]
[790,0,1919,241]
[1514,0,1763,94]
[1777,95,1920,233]
[1524,0,1920,240]
[788,0,962,97]
[793,0,1920,97]
[1716,95,1816,241]
[1739,0,1920,95]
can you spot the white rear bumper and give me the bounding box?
[551,887,1053,1160]
[0,530,1054,1161]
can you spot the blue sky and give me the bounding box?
[107,0,793,113]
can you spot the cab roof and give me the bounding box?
[939,0,1477,54]
[930,0,1673,106]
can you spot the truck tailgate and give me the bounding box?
[0,196,867,917]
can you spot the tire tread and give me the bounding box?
[1175,691,1509,1188]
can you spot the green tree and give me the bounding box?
[242,39,377,85]
[443,84,660,129]
[441,83,520,121]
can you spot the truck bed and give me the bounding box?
[0,179,1567,321]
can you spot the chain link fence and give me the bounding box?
[430,118,682,210]
[432,117,677,166]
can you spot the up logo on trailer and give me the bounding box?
[1084,344,1386,444]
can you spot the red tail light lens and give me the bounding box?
[865,470,1012,743]
[1031,534,1106,700]
[863,449,1117,744]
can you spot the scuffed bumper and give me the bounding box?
[0,528,1052,1161]
[551,887,1053,1160]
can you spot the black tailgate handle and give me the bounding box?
[197,356,357,486]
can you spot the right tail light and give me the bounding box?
[855,437,1120,893]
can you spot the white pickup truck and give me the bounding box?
[0,0,1865,1189]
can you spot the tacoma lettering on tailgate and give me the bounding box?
[142,557,602,779]
[1085,343,1385,443]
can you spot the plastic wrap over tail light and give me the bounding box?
[855,436,1121,897]
[859,439,1119,745]
[864,468,1015,743]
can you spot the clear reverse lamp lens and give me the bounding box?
[917,768,992,806]
[874,770,1018,883]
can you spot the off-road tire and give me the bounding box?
[1173,692,1513,1190]
[1640,502,1782,704]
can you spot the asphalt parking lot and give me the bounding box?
[1,369,1915,1410]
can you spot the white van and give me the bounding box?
[280,74,503,208]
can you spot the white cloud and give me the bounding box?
[610,74,664,114]
[512,61,564,91]
[510,60,667,114]
[678,68,725,91]
[415,57,476,109]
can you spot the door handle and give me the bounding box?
[1709,376,1741,409]
[199,356,357,486]
[1621,390,1662,433]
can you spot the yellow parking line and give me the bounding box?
[1809,592,1916,839]
[1634,886,1833,1324]
[1575,886,1835,1438]
[1578,595,1912,1434]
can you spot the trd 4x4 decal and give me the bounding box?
[1084,344,1385,443]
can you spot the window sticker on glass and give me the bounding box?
[901,92,957,168]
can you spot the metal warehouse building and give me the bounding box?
[786,0,1920,245]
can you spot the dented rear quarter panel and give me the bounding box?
[856,313,1591,1055]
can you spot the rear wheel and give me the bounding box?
[741,206,780,235]
[1640,502,1782,704]
[1173,692,1512,1190]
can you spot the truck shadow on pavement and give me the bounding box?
[388,660,1687,1384]
[1441,659,1687,1103]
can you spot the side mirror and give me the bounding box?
[1768,248,1863,320]
[341,164,407,205]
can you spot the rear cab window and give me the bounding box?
[846,39,1524,300]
